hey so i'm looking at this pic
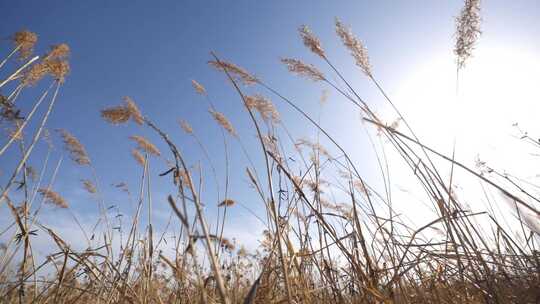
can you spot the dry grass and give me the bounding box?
[0,1,539,303]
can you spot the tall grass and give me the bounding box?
[1,1,539,303]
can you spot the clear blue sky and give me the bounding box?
[1,1,539,251]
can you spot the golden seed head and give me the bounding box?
[101,105,131,125]
[45,43,70,60]
[179,119,193,134]
[209,109,236,136]
[131,149,146,166]
[81,179,97,194]
[123,96,144,125]
[130,135,161,156]
[245,94,280,123]
[13,30,38,59]
[455,0,481,68]
[58,129,90,165]
[299,25,325,58]
[38,188,68,208]
[45,59,70,83]
[208,60,258,85]
[218,199,235,207]
[335,18,372,77]
[191,80,206,95]
[22,62,49,86]
[281,58,325,82]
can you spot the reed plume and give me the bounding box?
[81,179,97,194]
[13,30,37,59]
[335,18,372,77]
[298,25,325,58]
[38,188,68,208]
[58,129,90,165]
[455,0,481,68]
[218,199,235,207]
[208,60,258,85]
[179,119,193,134]
[209,109,236,136]
[130,135,161,156]
[101,105,131,124]
[245,94,280,123]
[191,80,207,95]
[131,148,146,166]
[124,96,144,125]
[280,58,325,82]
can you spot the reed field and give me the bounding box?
[0,0,539,303]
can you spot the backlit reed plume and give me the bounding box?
[45,59,70,82]
[101,97,144,125]
[179,119,193,134]
[38,188,68,208]
[298,25,325,58]
[130,135,161,156]
[124,96,144,125]
[191,80,206,95]
[245,94,280,123]
[218,199,235,207]
[208,60,258,85]
[81,179,97,194]
[13,30,37,59]
[131,148,146,166]
[22,44,71,85]
[280,58,325,82]
[209,109,236,136]
[101,105,130,124]
[58,129,90,165]
[44,44,70,60]
[455,0,481,68]
[335,18,372,77]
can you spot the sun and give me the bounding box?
[393,45,540,174]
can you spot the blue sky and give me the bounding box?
[1,1,540,255]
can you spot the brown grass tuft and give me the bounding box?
[335,18,372,77]
[455,0,481,68]
[218,199,235,207]
[191,80,207,95]
[13,30,37,59]
[38,188,68,208]
[130,135,161,156]
[208,60,258,85]
[131,148,146,166]
[281,58,325,82]
[209,109,236,136]
[298,25,325,58]
[58,129,90,165]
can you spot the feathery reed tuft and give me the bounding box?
[101,105,131,125]
[131,148,146,166]
[208,60,258,85]
[455,0,481,68]
[81,179,97,194]
[245,94,280,123]
[281,58,325,82]
[179,119,193,134]
[130,135,161,156]
[299,25,325,58]
[191,80,207,95]
[124,96,144,125]
[58,129,90,165]
[38,188,68,208]
[218,199,235,207]
[335,18,372,77]
[209,109,236,136]
[13,30,38,59]
[45,43,70,60]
